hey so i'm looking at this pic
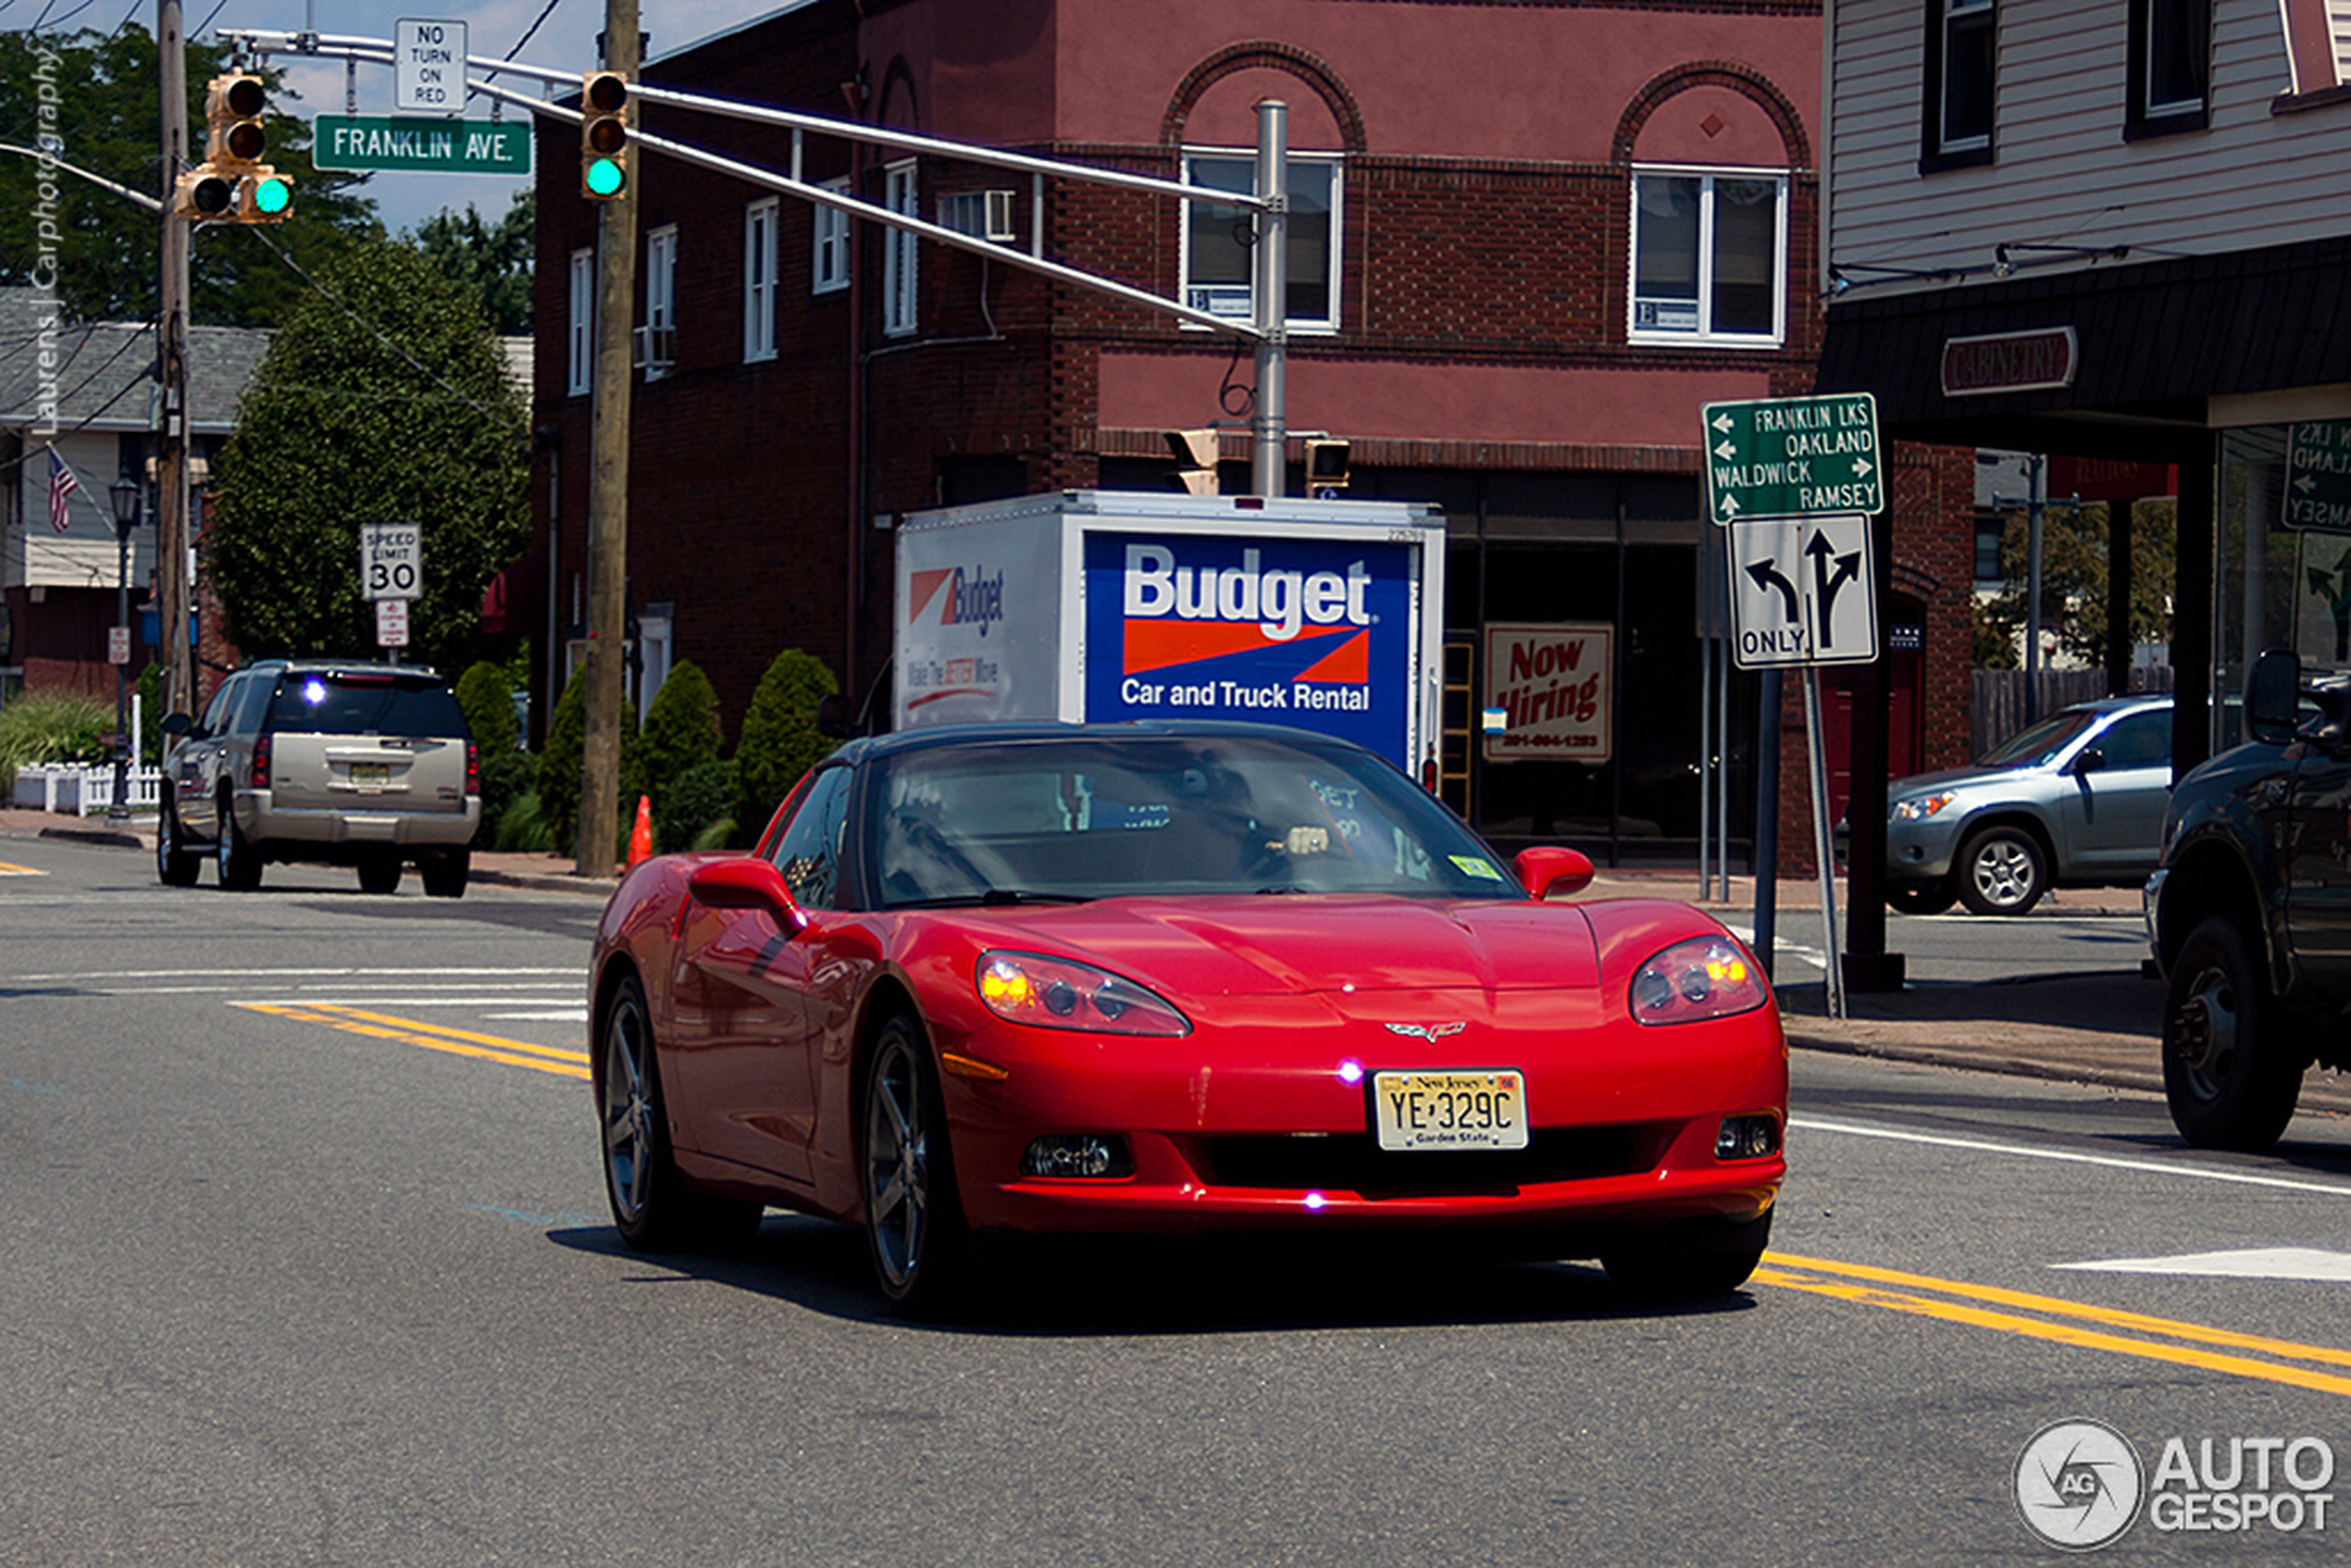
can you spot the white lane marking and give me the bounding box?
[1790,1114,2351,1199]
[485,1010,590,1023]
[11,966,578,982]
[1719,924,1828,974]
[232,997,583,1008]
[2055,1247,2351,1281]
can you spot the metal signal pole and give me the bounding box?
[157,0,194,719]
[578,0,639,877]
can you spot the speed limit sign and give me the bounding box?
[360,522,423,602]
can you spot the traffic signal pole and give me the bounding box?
[577,0,638,877]
[156,0,193,721]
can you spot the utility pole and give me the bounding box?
[156,0,193,719]
[1249,100,1287,500]
[578,0,639,877]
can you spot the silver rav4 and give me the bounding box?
[1883,693,2173,916]
[157,660,480,896]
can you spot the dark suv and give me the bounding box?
[157,660,480,896]
[2146,649,2351,1149]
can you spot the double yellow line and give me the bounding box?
[239,1002,590,1079]
[1760,1251,2351,1399]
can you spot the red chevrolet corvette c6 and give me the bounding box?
[590,721,1786,1312]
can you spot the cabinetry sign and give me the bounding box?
[360,523,422,602]
[1701,394,1881,522]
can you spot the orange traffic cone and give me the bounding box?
[627,794,654,868]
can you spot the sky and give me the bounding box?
[16,0,772,234]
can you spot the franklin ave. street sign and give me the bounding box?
[1702,393,1882,523]
[313,115,532,175]
[2286,421,2351,531]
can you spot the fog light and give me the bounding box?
[1715,1115,1780,1162]
[1021,1134,1134,1179]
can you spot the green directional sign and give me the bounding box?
[313,115,533,176]
[1702,392,1883,523]
[2285,421,2351,530]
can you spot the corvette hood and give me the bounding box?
[963,895,1601,997]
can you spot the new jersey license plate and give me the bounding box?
[1373,1069,1528,1151]
[350,762,391,786]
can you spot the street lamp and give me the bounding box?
[109,476,141,817]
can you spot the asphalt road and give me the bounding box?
[6,834,2351,1565]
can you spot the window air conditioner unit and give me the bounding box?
[632,324,675,371]
[939,189,1018,243]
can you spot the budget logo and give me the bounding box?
[1119,541,1371,683]
[906,564,1004,636]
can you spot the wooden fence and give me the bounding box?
[1971,666,2174,759]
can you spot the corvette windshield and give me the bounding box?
[870,735,1523,905]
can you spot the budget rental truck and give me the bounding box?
[892,491,1448,777]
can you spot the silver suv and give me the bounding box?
[1884,694,2172,915]
[157,660,480,896]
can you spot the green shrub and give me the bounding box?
[655,757,733,853]
[690,815,736,852]
[0,692,114,771]
[537,668,639,857]
[476,747,535,840]
[492,789,556,852]
[638,661,722,808]
[454,660,519,752]
[732,650,839,841]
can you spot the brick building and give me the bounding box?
[529,0,1976,860]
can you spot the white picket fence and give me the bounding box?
[9,763,163,815]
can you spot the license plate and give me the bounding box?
[1372,1069,1528,1151]
[350,762,391,786]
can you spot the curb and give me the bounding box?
[37,823,143,850]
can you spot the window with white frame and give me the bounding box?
[813,177,850,294]
[1627,168,1785,346]
[883,161,918,336]
[1180,151,1340,332]
[643,225,677,380]
[566,247,594,396]
[743,197,777,362]
[2128,0,2210,135]
[1924,0,1996,165]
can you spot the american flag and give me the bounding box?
[46,449,79,535]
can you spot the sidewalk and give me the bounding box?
[11,806,2335,1114]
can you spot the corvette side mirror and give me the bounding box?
[688,858,807,928]
[1514,846,1595,900]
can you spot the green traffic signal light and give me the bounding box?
[585,156,626,198]
[251,175,291,216]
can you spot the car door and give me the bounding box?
[2053,709,2172,876]
[665,764,852,1184]
[171,676,244,840]
[2283,730,2351,985]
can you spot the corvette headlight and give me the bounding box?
[976,951,1191,1037]
[1890,790,1956,823]
[1630,936,1769,1026]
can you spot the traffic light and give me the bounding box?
[1166,428,1219,495]
[581,70,630,200]
[1304,438,1350,495]
[188,72,290,224]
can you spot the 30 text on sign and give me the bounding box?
[1702,393,1882,523]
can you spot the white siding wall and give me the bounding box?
[1827,0,2351,296]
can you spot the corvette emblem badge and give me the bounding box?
[1383,1022,1467,1040]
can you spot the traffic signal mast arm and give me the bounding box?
[227,28,1271,339]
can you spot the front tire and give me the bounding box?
[863,1014,968,1315]
[599,974,761,1251]
[2163,916,2304,1151]
[1603,1211,1773,1299]
[216,802,262,890]
[156,802,200,887]
[1955,826,2045,915]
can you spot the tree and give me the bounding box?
[453,661,519,753]
[0,27,379,328]
[205,239,529,671]
[733,650,839,840]
[412,192,533,336]
[1974,501,2178,666]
